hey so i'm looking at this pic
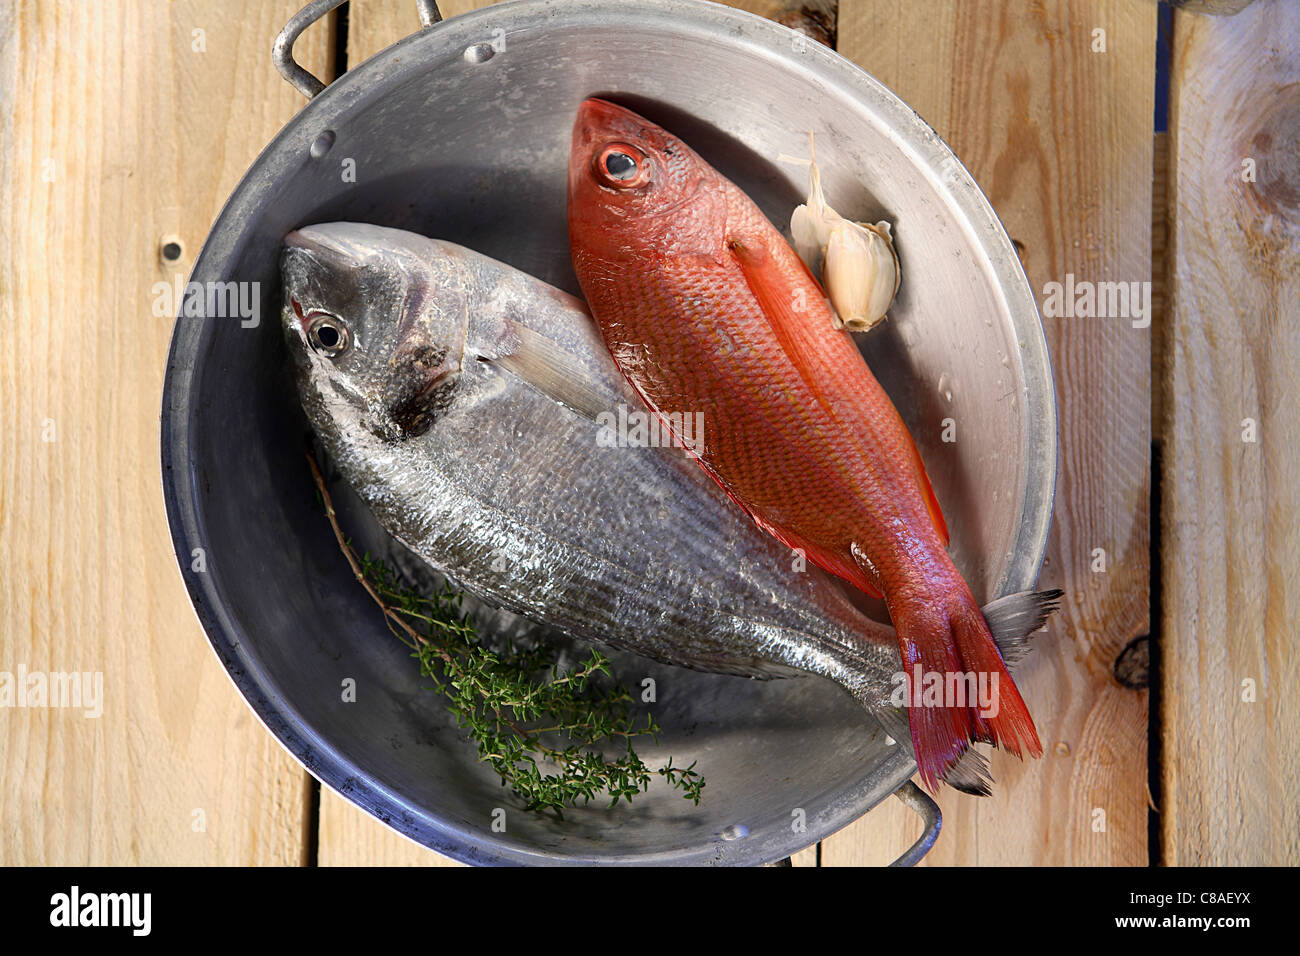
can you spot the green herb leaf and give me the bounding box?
[306,448,705,816]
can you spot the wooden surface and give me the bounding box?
[1160,0,1300,866]
[346,0,802,64]
[830,0,1155,866]
[0,0,333,865]
[0,0,1291,867]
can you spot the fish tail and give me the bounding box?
[858,587,1059,795]
[868,703,995,797]
[892,586,1044,792]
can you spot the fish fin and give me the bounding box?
[852,587,1061,671]
[852,592,1062,794]
[941,746,995,796]
[746,516,882,598]
[869,705,993,796]
[483,320,610,423]
[729,234,949,549]
[982,588,1063,669]
[905,433,949,546]
[694,480,884,599]
[727,237,837,418]
[891,588,1043,793]
[662,416,885,598]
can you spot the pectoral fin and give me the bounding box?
[482,319,611,424]
[728,237,837,418]
[751,513,885,600]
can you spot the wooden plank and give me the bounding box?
[790,843,818,867]
[317,792,465,867]
[829,0,1155,866]
[346,0,815,66]
[0,0,335,864]
[1161,0,1300,866]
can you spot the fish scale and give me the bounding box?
[567,98,1045,790]
[606,253,915,583]
[281,223,905,685]
[282,223,1057,795]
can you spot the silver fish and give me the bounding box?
[280,222,1057,793]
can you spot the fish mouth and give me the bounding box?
[279,244,322,344]
[280,229,362,330]
[280,223,469,439]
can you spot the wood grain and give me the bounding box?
[1152,131,1169,443]
[0,0,335,865]
[830,0,1155,866]
[1160,0,1300,866]
[346,0,806,66]
[317,788,465,867]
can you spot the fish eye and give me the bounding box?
[307,313,351,357]
[605,152,636,178]
[596,143,650,189]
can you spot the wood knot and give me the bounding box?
[776,5,836,48]
[1113,635,1150,690]
[1235,83,1300,230]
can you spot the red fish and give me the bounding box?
[567,98,1043,790]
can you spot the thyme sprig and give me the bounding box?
[306,449,704,816]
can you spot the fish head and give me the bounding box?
[280,223,467,443]
[568,98,727,260]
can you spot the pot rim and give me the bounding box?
[160,0,1057,866]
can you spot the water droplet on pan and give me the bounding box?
[310,130,336,159]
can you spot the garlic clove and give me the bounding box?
[788,132,902,332]
[791,202,825,271]
[865,219,902,302]
[790,131,844,272]
[822,218,900,331]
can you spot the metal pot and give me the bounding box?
[161,0,1056,866]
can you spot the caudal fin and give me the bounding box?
[982,588,1063,669]
[892,587,1044,792]
[870,705,994,796]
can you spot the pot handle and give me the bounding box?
[274,0,444,99]
[887,780,942,866]
[766,781,939,867]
